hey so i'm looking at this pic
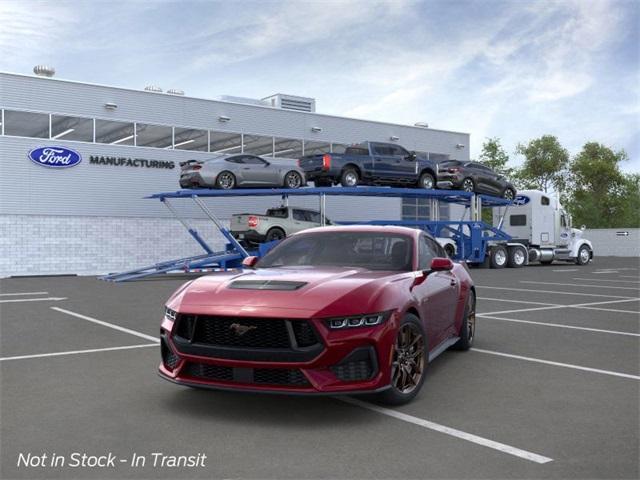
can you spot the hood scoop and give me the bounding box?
[228,280,307,291]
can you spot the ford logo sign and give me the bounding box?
[513,195,530,206]
[28,146,82,168]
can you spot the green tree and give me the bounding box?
[565,142,638,228]
[479,137,513,176]
[516,135,569,193]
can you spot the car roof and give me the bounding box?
[294,225,420,237]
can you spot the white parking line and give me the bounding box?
[0,297,67,304]
[477,286,637,299]
[471,348,640,380]
[478,297,557,306]
[573,278,640,284]
[338,397,553,464]
[0,344,158,362]
[552,269,579,272]
[480,298,640,316]
[593,271,620,274]
[478,315,640,337]
[520,281,640,291]
[0,291,49,296]
[51,307,159,343]
[621,275,640,279]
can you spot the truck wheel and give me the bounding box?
[216,171,236,189]
[284,171,303,189]
[462,178,475,192]
[265,228,286,242]
[418,172,435,189]
[576,245,591,265]
[490,245,507,269]
[507,246,526,268]
[340,168,359,187]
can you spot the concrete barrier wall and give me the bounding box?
[584,228,640,257]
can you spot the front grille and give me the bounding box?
[291,321,319,347]
[182,362,233,381]
[193,316,290,348]
[175,315,320,350]
[182,362,309,387]
[254,368,310,386]
[161,337,179,370]
[331,360,373,382]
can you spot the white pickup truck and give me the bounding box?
[230,206,332,245]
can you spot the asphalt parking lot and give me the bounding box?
[1,257,638,479]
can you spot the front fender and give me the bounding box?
[570,239,593,257]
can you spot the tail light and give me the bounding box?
[248,216,259,228]
[322,154,332,171]
[192,165,202,170]
[297,159,301,167]
[448,167,460,173]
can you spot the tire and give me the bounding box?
[507,246,526,268]
[340,168,359,187]
[452,290,475,351]
[216,171,236,189]
[490,245,507,269]
[284,171,303,189]
[444,243,456,258]
[576,245,591,265]
[418,172,435,190]
[373,313,427,406]
[461,177,475,192]
[265,228,286,242]
[503,188,516,201]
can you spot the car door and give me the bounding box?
[371,143,396,180]
[389,144,417,182]
[239,155,276,185]
[413,234,459,350]
[290,209,316,234]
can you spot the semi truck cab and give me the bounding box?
[492,190,593,266]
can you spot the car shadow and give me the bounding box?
[160,387,374,428]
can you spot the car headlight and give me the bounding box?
[326,312,391,330]
[165,307,178,321]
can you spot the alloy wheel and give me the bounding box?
[504,189,515,200]
[286,172,302,189]
[462,179,474,192]
[466,294,476,343]
[580,247,590,264]
[218,172,235,189]
[421,175,434,189]
[344,172,358,186]
[391,324,425,394]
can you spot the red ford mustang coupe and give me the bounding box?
[159,226,476,404]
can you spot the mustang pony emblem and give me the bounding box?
[229,323,257,336]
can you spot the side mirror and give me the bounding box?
[429,257,454,272]
[407,151,417,161]
[581,225,586,231]
[242,256,259,268]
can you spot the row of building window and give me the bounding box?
[0,109,346,158]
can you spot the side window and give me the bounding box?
[292,209,308,221]
[426,237,446,258]
[306,211,321,223]
[226,156,244,164]
[541,196,550,206]
[242,155,267,165]
[390,145,410,157]
[418,235,437,270]
[561,214,567,228]
[510,215,527,226]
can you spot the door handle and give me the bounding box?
[242,167,250,170]
[450,279,457,287]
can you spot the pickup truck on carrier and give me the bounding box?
[230,206,332,245]
[298,141,439,189]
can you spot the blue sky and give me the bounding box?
[1,0,638,172]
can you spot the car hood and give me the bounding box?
[168,267,411,318]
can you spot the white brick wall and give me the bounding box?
[0,214,229,277]
[584,228,640,257]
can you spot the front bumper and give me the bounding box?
[158,312,398,395]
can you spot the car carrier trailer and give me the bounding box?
[101,186,592,282]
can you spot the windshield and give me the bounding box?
[257,231,414,271]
